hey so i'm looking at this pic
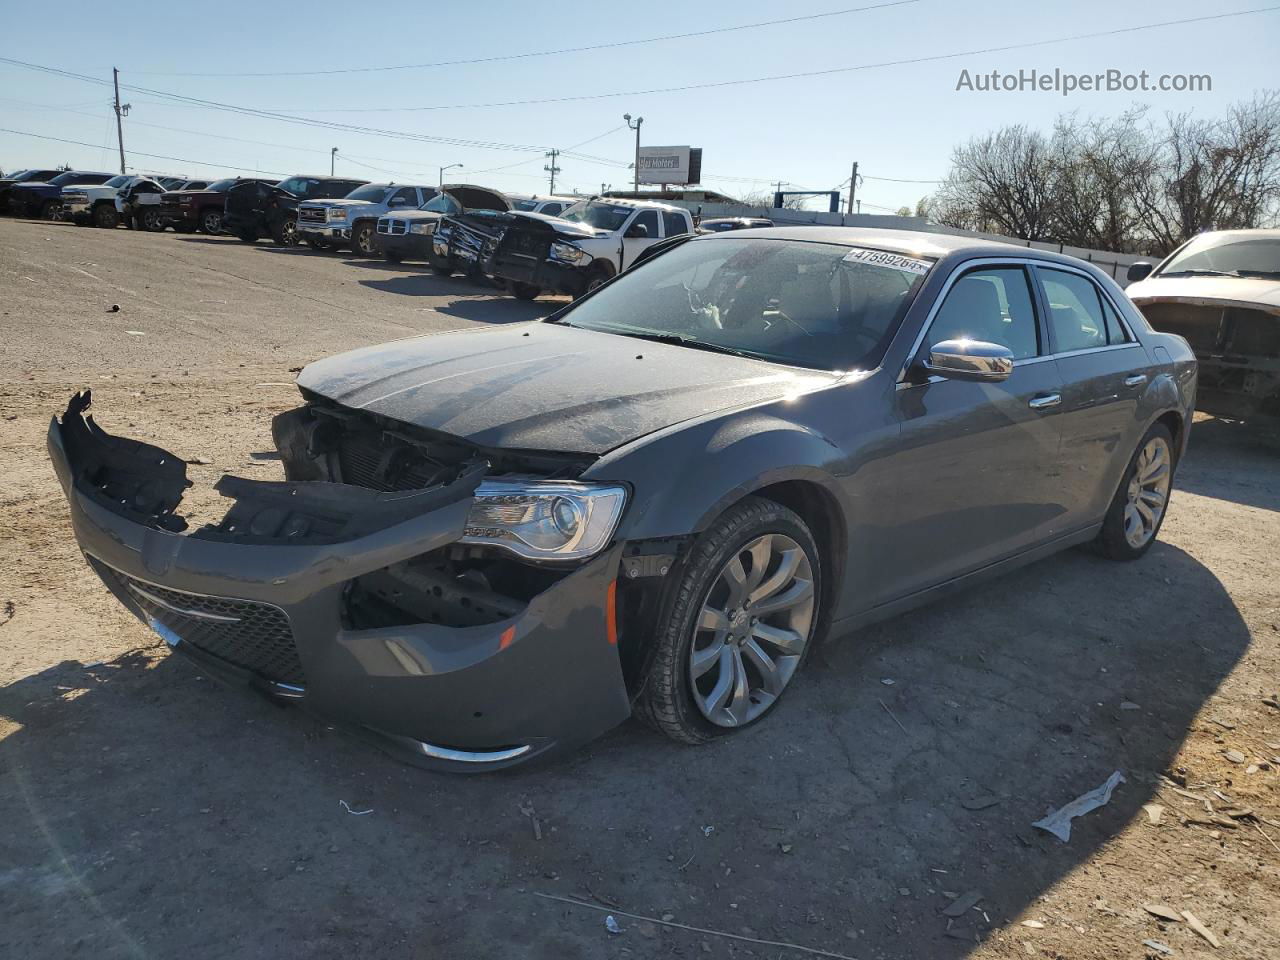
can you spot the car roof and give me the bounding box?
[699,225,1111,269]
[584,196,685,212]
[1177,228,1280,241]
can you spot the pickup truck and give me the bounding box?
[506,194,579,217]
[6,170,115,220]
[159,177,276,234]
[296,182,435,255]
[375,184,509,266]
[223,174,368,245]
[480,197,694,299]
[61,175,152,228]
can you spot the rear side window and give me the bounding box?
[1099,293,1130,344]
[540,202,565,215]
[1039,269,1112,352]
[927,267,1040,360]
[663,211,689,237]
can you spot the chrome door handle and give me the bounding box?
[1124,374,1148,387]
[1028,393,1061,410]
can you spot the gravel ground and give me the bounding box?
[1,218,1277,960]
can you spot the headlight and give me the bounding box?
[327,208,348,221]
[550,241,585,263]
[461,480,626,561]
[409,221,437,236]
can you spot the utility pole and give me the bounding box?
[544,149,560,194]
[331,147,338,175]
[624,113,643,192]
[111,67,127,175]
[846,161,858,216]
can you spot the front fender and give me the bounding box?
[586,407,848,541]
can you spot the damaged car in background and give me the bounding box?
[50,228,1195,771]
[374,184,509,268]
[1127,228,1279,426]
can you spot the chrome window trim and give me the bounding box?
[1033,261,1139,348]
[897,257,1045,384]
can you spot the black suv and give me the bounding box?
[223,175,369,246]
[0,169,66,211]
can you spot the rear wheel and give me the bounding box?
[350,221,377,257]
[509,281,540,300]
[636,497,822,744]
[93,203,120,229]
[140,208,166,232]
[199,208,223,234]
[1094,422,1175,561]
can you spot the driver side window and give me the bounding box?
[926,266,1040,361]
[629,209,659,238]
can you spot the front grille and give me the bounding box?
[299,207,327,224]
[378,218,407,236]
[503,229,547,258]
[91,557,305,685]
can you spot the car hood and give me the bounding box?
[385,209,442,222]
[297,322,838,454]
[1127,275,1280,315]
[304,199,377,209]
[504,211,609,240]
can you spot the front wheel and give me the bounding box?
[141,208,166,232]
[270,219,298,246]
[509,281,540,300]
[93,204,120,229]
[1094,422,1175,561]
[350,222,377,257]
[636,496,821,744]
[40,199,62,221]
[199,209,223,234]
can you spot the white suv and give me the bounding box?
[297,183,435,256]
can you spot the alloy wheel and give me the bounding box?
[280,220,297,245]
[689,533,815,727]
[202,210,222,234]
[1123,436,1172,549]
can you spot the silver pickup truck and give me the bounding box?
[296,183,436,256]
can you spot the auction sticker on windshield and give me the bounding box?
[841,247,932,275]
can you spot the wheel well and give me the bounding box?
[1155,410,1184,460]
[751,480,846,631]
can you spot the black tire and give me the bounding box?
[304,237,331,251]
[509,281,540,300]
[93,203,120,229]
[140,208,166,232]
[40,199,62,221]
[574,262,615,299]
[635,496,823,744]
[383,251,403,264]
[199,208,222,234]
[236,228,258,243]
[350,221,377,257]
[431,265,453,277]
[1094,422,1176,561]
[270,219,299,246]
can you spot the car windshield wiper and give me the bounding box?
[1159,268,1242,278]
[602,328,764,360]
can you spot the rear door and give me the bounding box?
[877,261,1065,602]
[1032,264,1151,531]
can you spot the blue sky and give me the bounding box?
[1,0,1276,211]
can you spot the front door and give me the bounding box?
[873,264,1067,603]
[620,209,662,270]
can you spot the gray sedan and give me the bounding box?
[49,228,1196,769]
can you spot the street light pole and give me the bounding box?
[624,113,643,193]
[112,67,128,175]
[331,147,338,176]
[439,163,463,187]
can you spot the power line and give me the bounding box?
[130,1,920,78]
[0,127,293,176]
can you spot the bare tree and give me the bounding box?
[931,125,1057,239]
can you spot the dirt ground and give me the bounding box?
[1,217,1277,960]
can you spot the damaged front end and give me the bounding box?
[484,214,603,297]
[48,391,633,771]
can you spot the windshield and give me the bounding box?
[205,179,235,191]
[6,169,33,180]
[420,193,461,214]
[560,201,634,231]
[51,171,96,186]
[105,175,131,188]
[513,199,539,211]
[555,238,932,371]
[275,177,318,196]
[344,184,388,203]
[1159,233,1280,279]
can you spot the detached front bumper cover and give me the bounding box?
[48,391,631,771]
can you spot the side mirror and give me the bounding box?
[921,339,1014,382]
[1127,261,1154,283]
[625,222,649,238]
